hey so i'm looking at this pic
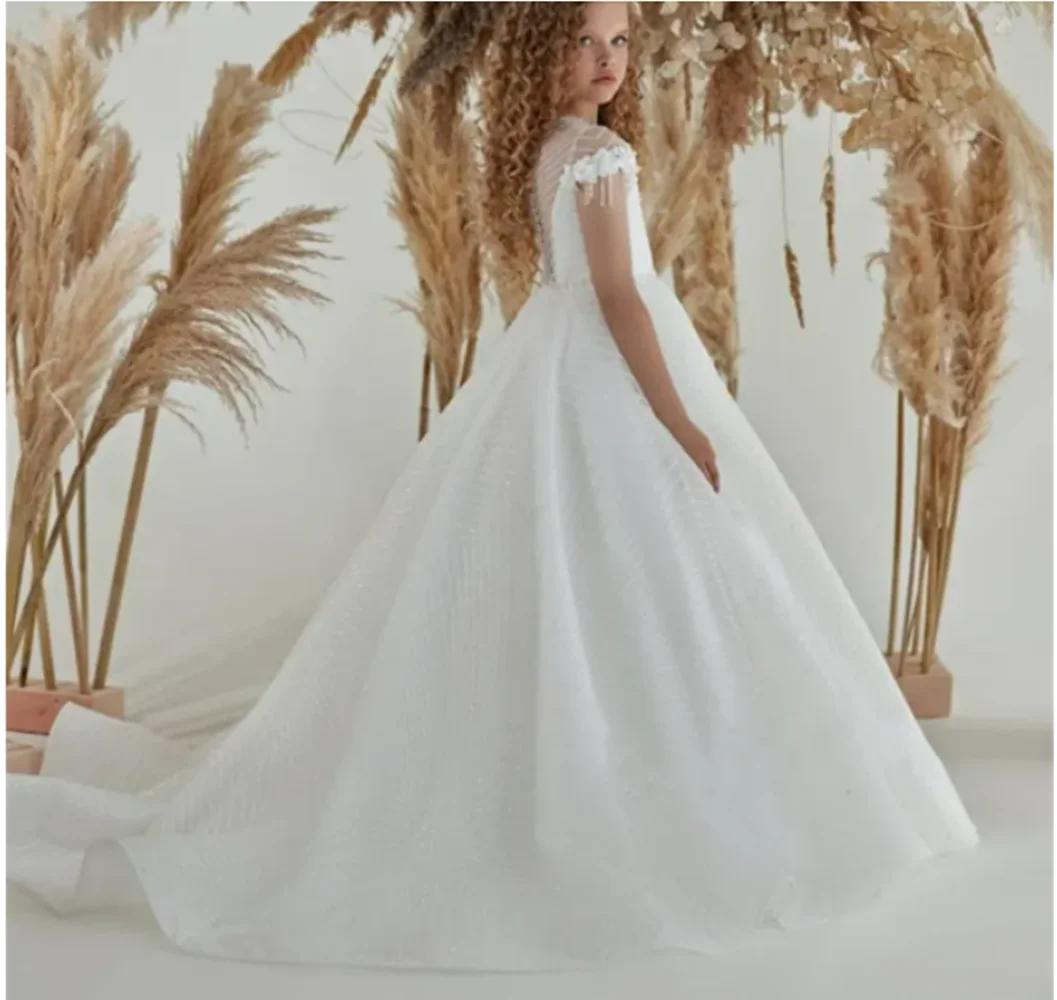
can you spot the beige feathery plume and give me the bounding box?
[822,154,837,273]
[91,65,337,442]
[11,221,160,548]
[916,141,960,302]
[648,126,716,274]
[872,152,963,424]
[953,123,1018,463]
[383,48,483,422]
[336,46,399,162]
[6,42,31,386]
[258,15,332,90]
[673,149,742,395]
[81,1,248,59]
[256,3,396,91]
[784,243,805,329]
[976,78,1053,272]
[396,2,509,96]
[82,1,163,58]
[8,26,106,422]
[70,127,136,270]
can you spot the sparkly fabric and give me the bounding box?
[7,117,980,972]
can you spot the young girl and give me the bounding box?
[8,2,979,971]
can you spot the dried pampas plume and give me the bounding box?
[954,122,1018,462]
[81,1,247,59]
[383,51,483,432]
[258,15,331,89]
[8,54,339,679]
[784,243,805,329]
[975,78,1053,272]
[397,2,510,96]
[822,155,837,273]
[872,153,962,424]
[336,45,400,162]
[93,64,337,441]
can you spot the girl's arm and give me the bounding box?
[576,166,720,492]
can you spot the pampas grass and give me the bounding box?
[783,243,805,329]
[647,126,715,275]
[822,154,837,273]
[336,44,400,162]
[81,1,245,59]
[872,152,963,424]
[673,152,742,395]
[6,26,160,685]
[383,37,484,436]
[7,35,338,690]
[954,123,1018,463]
[396,2,510,97]
[258,15,332,90]
[878,116,1017,672]
[975,77,1053,272]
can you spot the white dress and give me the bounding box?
[7,115,980,970]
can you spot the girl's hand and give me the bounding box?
[671,420,721,493]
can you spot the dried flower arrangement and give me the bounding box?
[6,21,337,747]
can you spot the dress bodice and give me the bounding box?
[531,116,655,289]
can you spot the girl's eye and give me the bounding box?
[578,35,593,47]
[612,34,629,46]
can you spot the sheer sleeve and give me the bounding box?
[532,120,641,288]
[569,136,639,295]
[566,141,638,208]
[534,121,638,225]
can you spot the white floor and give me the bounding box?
[7,739,1053,1000]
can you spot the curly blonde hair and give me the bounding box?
[481,2,646,316]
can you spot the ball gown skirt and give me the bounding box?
[7,268,980,970]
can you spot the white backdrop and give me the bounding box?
[6,3,1053,737]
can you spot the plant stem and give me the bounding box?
[418,349,432,441]
[897,413,926,675]
[78,441,90,684]
[886,391,905,656]
[94,404,160,691]
[20,520,57,689]
[458,330,478,388]
[922,421,942,670]
[927,426,967,662]
[9,451,91,667]
[54,471,89,693]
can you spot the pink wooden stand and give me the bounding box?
[7,681,125,735]
[886,654,953,720]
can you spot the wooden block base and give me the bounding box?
[7,681,125,735]
[7,739,43,775]
[886,654,953,720]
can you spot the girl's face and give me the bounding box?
[566,2,630,109]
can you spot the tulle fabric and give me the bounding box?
[8,274,979,969]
